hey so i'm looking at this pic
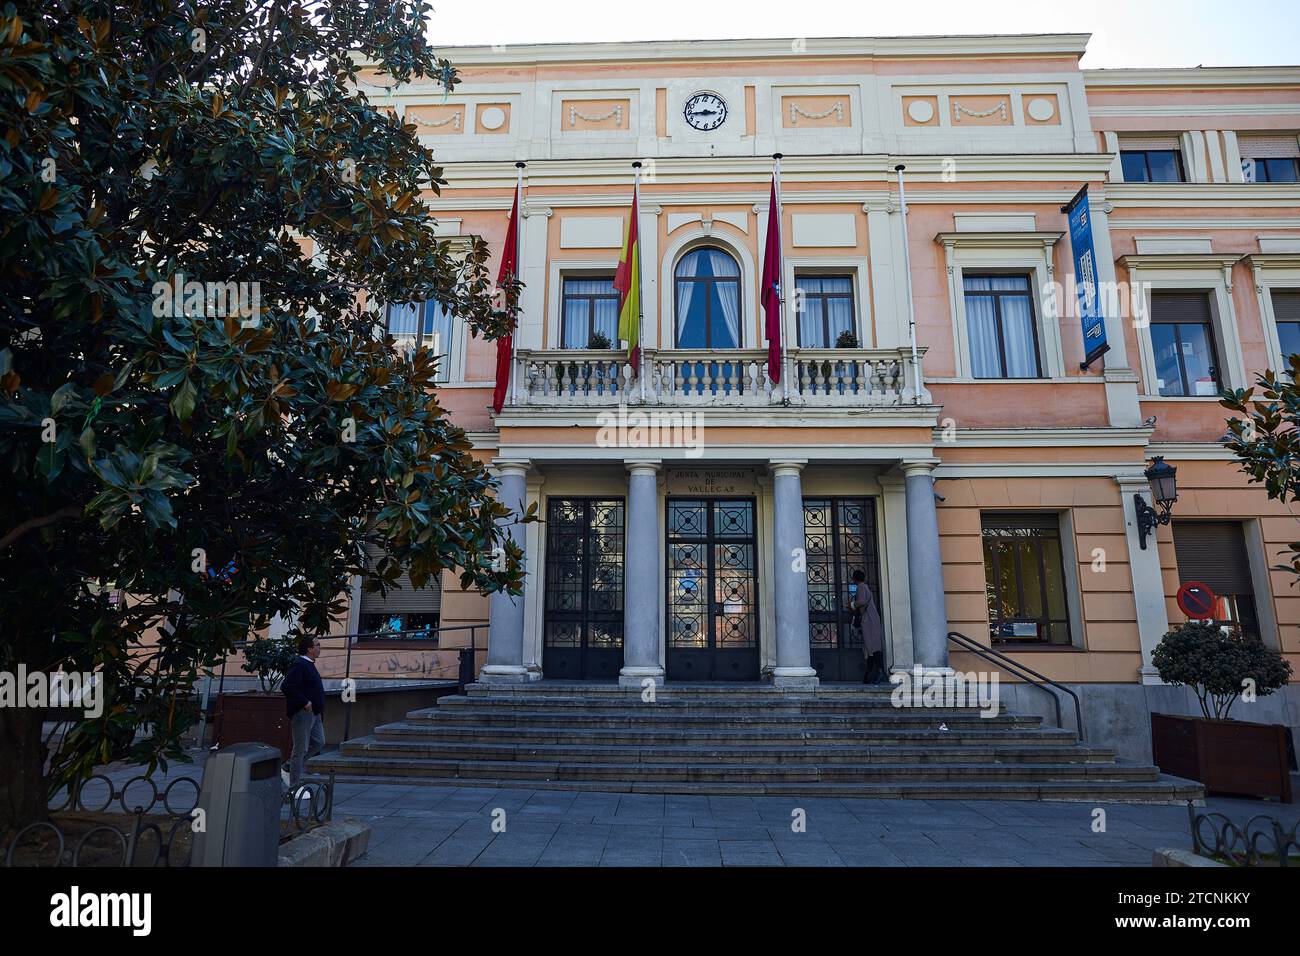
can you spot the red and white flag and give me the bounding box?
[491,177,522,414]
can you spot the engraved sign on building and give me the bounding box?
[664,467,758,496]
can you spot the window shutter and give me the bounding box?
[1172,522,1252,594]
[1237,134,1300,159]
[358,544,443,617]
[982,512,1060,531]
[1151,291,1212,323]
[1120,135,1181,151]
[1271,290,1300,322]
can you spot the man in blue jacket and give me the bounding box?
[281,635,325,789]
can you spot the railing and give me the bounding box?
[946,631,1085,741]
[512,346,925,407]
[1187,802,1299,866]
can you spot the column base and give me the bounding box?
[771,667,819,691]
[1139,665,1165,686]
[478,665,541,684]
[618,666,665,689]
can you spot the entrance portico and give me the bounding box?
[482,452,952,686]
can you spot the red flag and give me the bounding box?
[491,181,521,414]
[760,175,782,382]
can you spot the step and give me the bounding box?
[436,695,1007,714]
[340,737,1118,765]
[370,721,1080,748]
[309,766,1203,804]
[311,753,1160,783]
[403,709,1044,731]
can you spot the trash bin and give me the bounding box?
[191,742,283,867]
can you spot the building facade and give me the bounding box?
[341,34,1300,760]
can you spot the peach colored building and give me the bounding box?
[342,34,1300,761]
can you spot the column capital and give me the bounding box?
[768,459,807,478]
[1113,473,1152,491]
[625,459,663,477]
[900,458,941,477]
[491,458,531,479]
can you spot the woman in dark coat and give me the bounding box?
[851,569,886,683]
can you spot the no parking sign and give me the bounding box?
[1176,581,1217,620]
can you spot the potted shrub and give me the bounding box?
[1149,622,1294,801]
[215,635,298,755]
[587,330,612,350]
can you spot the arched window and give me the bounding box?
[674,247,741,348]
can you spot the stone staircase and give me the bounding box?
[311,682,1205,802]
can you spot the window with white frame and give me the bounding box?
[937,232,1066,381]
[1238,135,1300,184]
[794,274,856,347]
[1123,255,1247,396]
[1149,291,1221,397]
[962,274,1042,378]
[1271,290,1300,362]
[1118,135,1186,183]
[383,300,459,382]
[560,275,619,349]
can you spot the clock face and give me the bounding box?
[683,92,728,131]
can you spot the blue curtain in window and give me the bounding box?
[964,294,1000,377]
[675,248,740,348]
[998,295,1037,377]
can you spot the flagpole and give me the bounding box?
[632,161,645,403]
[510,161,524,407]
[895,163,921,406]
[773,153,789,399]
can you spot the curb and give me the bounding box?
[278,820,372,867]
[1152,847,1226,867]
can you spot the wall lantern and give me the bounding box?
[1135,456,1177,550]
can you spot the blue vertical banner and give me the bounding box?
[1062,185,1110,370]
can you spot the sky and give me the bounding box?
[425,0,1300,69]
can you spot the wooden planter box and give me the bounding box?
[1151,712,1293,803]
[216,691,292,758]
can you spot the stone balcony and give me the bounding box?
[509,347,928,407]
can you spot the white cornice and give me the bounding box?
[1106,184,1300,208]
[1245,253,1300,268]
[1083,67,1300,88]
[387,34,1094,68]
[932,426,1153,447]
[1118,253,1243,270]
[1088,103,1300,117]
[934,230,1063,249]
[423,154,1117,194]
[1109,217,1300,230]
[493,406,942,429]
[1146,441,1236,461]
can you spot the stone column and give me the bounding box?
[903,460,951,672]
[1115,474,1169,684]
[770,461,818,689]
[620,461,664,688]
[482,460,537,683]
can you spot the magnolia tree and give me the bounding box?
[1221,356,1300,578]
[0,1,528,828]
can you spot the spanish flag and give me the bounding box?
[613,175,641,368]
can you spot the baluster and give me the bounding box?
[890,360,903,399]
[853,358,866,397]
[726,361,740,396]
[673,359,685,397]
[799,360,813,396]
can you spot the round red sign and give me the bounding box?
[1176,581,1217,619]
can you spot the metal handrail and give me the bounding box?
[946,631,1085,742]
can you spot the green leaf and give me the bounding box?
[169,378,197,421]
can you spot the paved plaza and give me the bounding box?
[77,751,1300,867]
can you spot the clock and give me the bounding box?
[683,92,728,131]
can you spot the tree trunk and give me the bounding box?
[0,706,49,831]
